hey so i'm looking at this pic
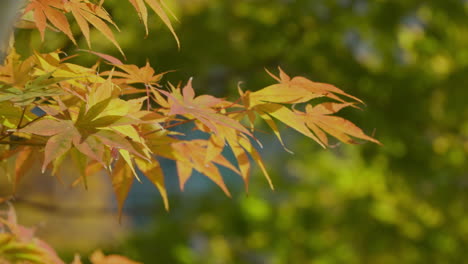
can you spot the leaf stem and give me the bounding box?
[17,106,27,129]
[143,118,195,136]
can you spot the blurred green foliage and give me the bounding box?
[17,0,468,263]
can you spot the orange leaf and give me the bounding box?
[24,0,77,44]
[135,158,169,210]
[41,126,76,173]
[111,159,134,222]
[143,0,180,48]
[127,0,149,35]
[68,0,124,56]
[304,103,381,145]
[257,103,325,148]
[160,79,251,136]
[271,67,364,104]
[19,119,70,136]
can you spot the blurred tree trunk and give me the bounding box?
[0,0,24,63]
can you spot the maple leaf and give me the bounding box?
[0,49,36,88]
[65,0,124,56]
[127,0,180,48]
[0,205,65,264]
[0,71,67,106]
[107,61,166,87]
[302,102,381,145]
[191,122,273,192]
[148,138,239,197]
[111,158,134,221]
[264,67,364,105]
[239,68,379,149]
[23,0,77,45]
[102,61,170,110]
[159,78,251,136]
[32,50,106,93]
[18,118,78,172]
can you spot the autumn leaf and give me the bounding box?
[264,67,364,105]
[238,68,379,150]
[111,158,134,222]
[160,78,251,136]
[23,0,77,44]
[135,158,169,210]
[40,121,77,173]
[66,0,124,56]
[303,102,381,145]
[128,0,180,48]
[108,61,166,86]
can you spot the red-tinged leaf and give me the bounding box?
[161,79,251,136]
[144,0,180,48]
[19,119,70,136]
[111,159,134,222]
[304,103,381,145]
[94,130,147,160]
[41,128,75,173]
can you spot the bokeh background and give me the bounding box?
[8,0,468,263]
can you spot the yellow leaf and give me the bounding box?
[111,159,134,222]
[144,0,180,48]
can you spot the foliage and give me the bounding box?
[105,1,467,263]
[0,202,141,264]
[0,0,380,262]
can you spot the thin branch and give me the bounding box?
[17,106,27,129]
[143,118,196,137]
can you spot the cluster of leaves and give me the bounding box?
[0,0,378,218]
[0,202,141,264]
[21,0,179,54]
